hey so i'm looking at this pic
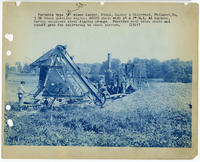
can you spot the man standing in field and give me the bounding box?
[17,81,27,106]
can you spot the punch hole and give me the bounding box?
[100,2,104,6]
[5,33,13,42]
[184,2,188,6]
[16,1,21,6]
[6,50,12,56]
[6,105,11,111]
[7,119,14,127]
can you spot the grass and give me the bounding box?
[4,74,192,147]
[4,95,192,147]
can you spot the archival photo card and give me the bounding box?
[2,2,198,159]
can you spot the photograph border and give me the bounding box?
[1,2,198,159]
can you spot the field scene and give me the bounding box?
[4,73,192,147]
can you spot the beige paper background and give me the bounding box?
[2,2,198,159]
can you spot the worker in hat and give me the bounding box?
[17,81,27,106]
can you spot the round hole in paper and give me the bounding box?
[5,33,13,42]
[6,50,12,56]
[7,119,14,127]
[100,2,104,6]
[16,1,21,6]
[6,105,11,111]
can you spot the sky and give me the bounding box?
[3,2,198,66]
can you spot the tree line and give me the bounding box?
[6,58,192,83]
[81,58,192,83]
[5,62,37,74]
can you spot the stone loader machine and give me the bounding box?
[30,45,106,107]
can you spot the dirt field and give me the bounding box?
[4,74,192,147]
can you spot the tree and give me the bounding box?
[89,63,101,75]
[133,58,147,78]
[9,66,16,72]
[77,63,92,75]
[99,61,107,74]
[89,63,102,83]
[146,59,162,78]
[22,63,31,73]
[15,62,22,73]
[99,58,121,75]
[111,58,121,74]
[163,59,192,83]
[5,63,10,73]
